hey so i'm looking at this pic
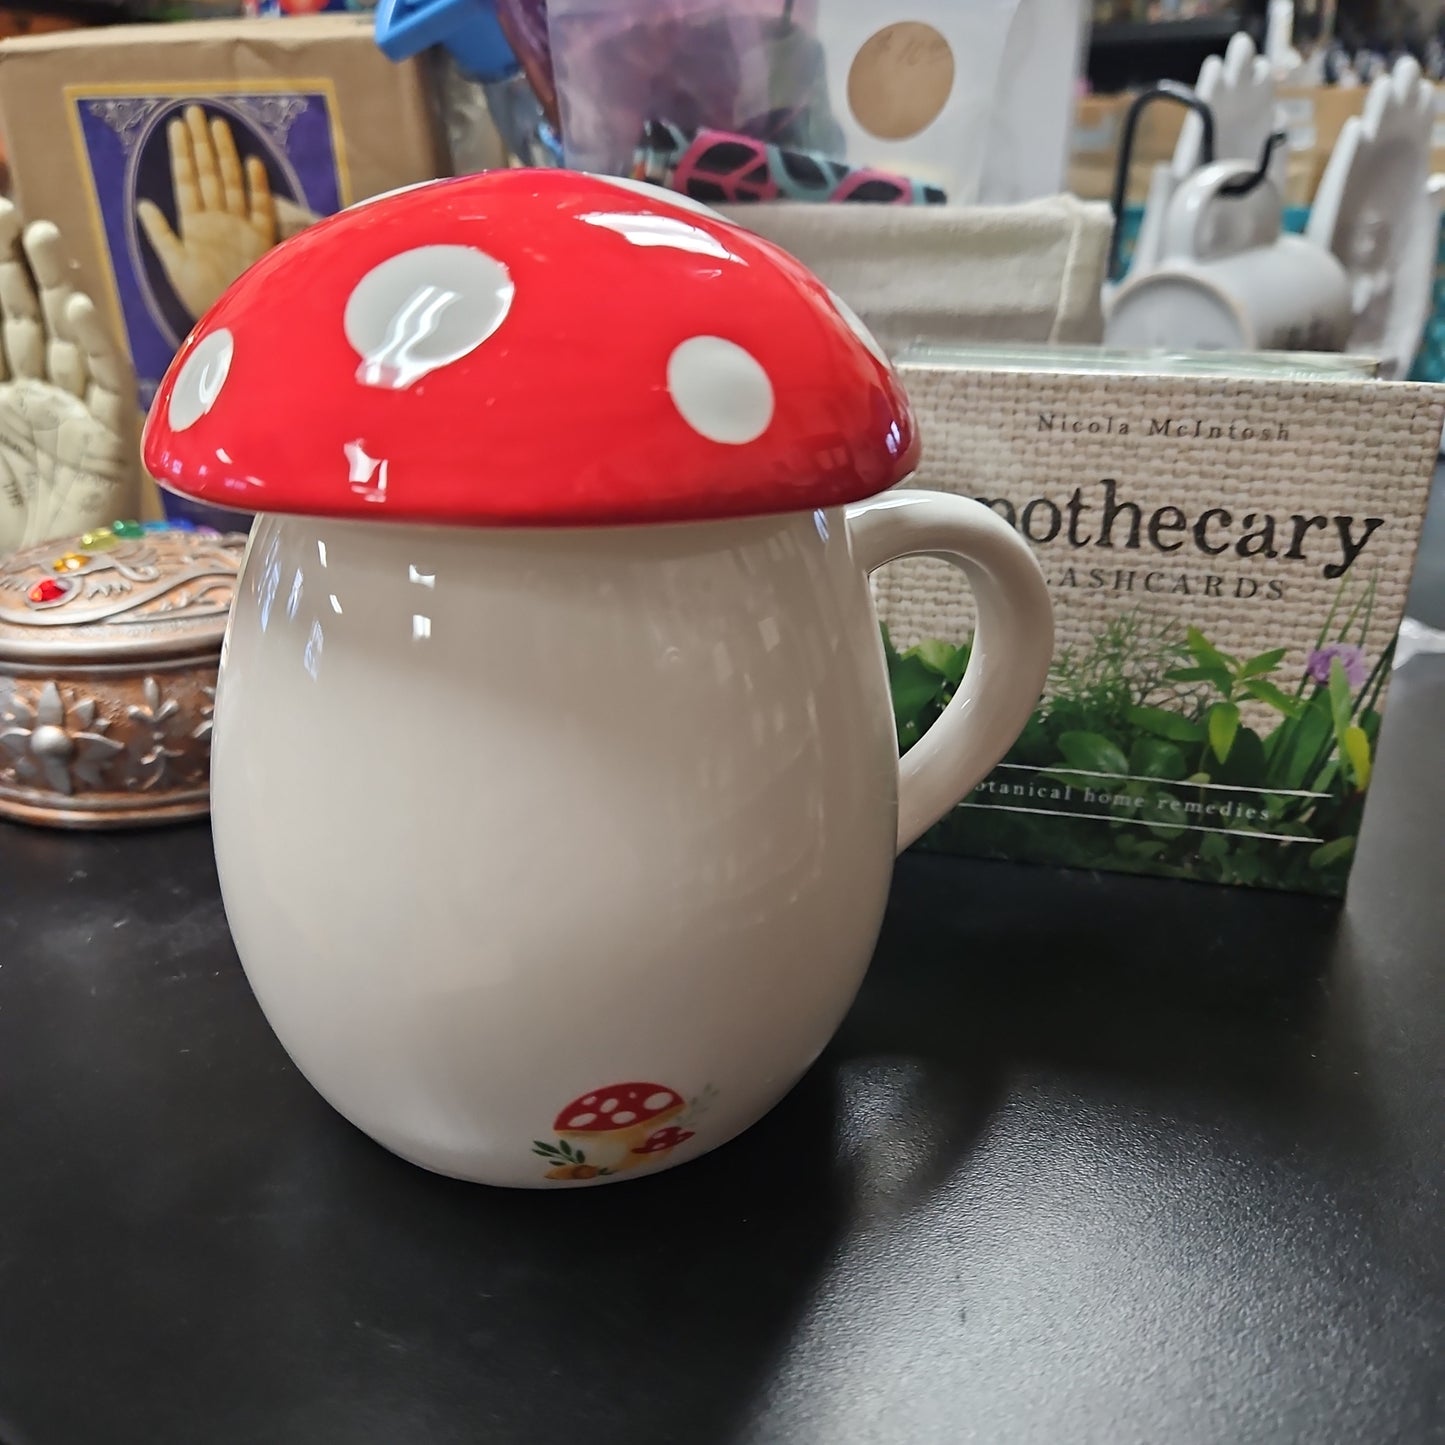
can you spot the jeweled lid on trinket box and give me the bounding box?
[0,520,246,829]
[0,519,244,662]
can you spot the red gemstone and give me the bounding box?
[28,578,67,604]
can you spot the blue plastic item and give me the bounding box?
[374,0,517,83]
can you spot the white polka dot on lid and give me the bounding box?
[168,328,234,432]
[828,290,891,369]
[567,1112,597,1128]
[644,1090,677,1111]
[667,337,774,445]
[345,244,514,390]
[600,1097,619,1113]
[612,1111,637,1125]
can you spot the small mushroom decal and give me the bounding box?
[632,1126,695,1156]
[532,1082,711,1181]
[559,1082,683,1153]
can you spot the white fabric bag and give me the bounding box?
[721,195,1113,352]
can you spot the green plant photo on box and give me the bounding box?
[886,573,1388,895]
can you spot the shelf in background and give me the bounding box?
[1088,12,1248,92]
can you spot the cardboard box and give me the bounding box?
[0,6,90,191]
[0,7,87,41]
[0,16,445,417]
[1068,93,1123,202]
[882,345,1445,897]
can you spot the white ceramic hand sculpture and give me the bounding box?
[1308,57,1436,376]
[1175,32,1278,181]
[0,200,139,559]
[1130,33,1279,288]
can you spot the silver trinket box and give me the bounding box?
[0,520,245,828]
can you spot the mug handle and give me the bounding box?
[846,491,1055,854]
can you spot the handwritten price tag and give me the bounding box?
[847,21,956,142]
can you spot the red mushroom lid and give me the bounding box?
[141,170,918,527]
[553,1083,683,1133]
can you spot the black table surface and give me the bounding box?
[3,676,1444,1444]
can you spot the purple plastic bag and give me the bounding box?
[496,0,557,126]
[547,0,839,175]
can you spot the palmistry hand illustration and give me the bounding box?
[0,200,138,557]
[137,106,278,321]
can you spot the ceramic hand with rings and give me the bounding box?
[1308,56,1440,376]
[0,200,139,557]
[1128,35,1280,296]
[143,170,1053,1188]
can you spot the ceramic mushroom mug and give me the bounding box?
[142,171,1052,1188]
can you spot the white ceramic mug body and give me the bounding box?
[213,497,1051,1186]
[214,508,902,1185]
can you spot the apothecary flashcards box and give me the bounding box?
[883,346,1443,896]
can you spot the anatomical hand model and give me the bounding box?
[0,200,139,557]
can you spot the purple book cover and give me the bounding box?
[70,89,346,527]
